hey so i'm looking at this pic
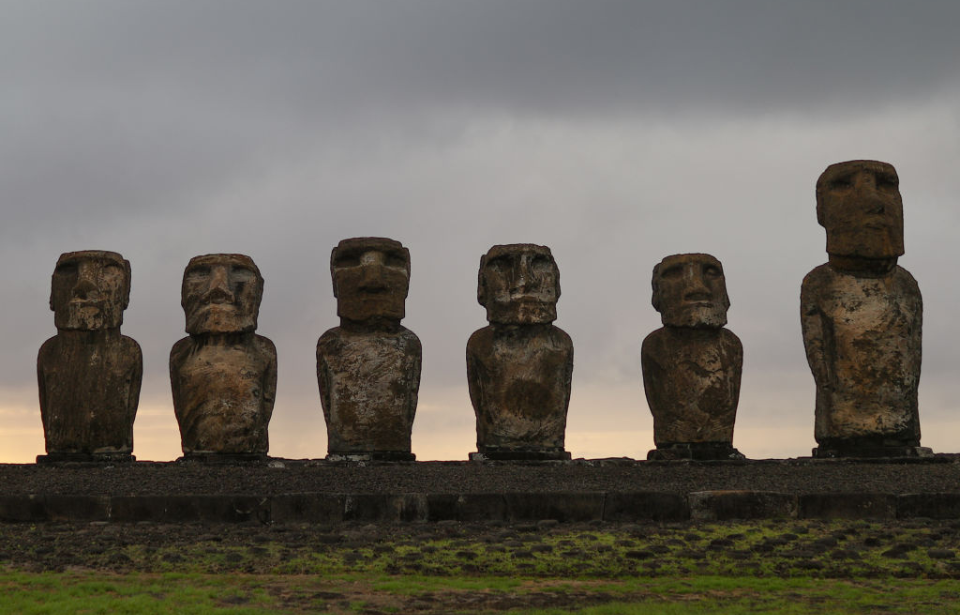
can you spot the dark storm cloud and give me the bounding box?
[4,0,957,239]
[6,1,959,117]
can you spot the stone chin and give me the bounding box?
[826,228,904,260]
[486,299,557,325]
[337,296,406,324]
[660,303,728,329]
[186,305,257,335]
[56,301,121,331]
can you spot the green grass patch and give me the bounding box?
[4,519,960,613]
[3,572,960,614]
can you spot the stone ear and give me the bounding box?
[815,172,829,227]
[650,263,662,313]
[121,259,132,311]
[329,246,340,299]
[476,254,488,307]
[552,259,561,301]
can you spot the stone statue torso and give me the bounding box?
[641,327,742,446]
[801,263,922,443]
[170,335,277,454]
[317,326,421,454]
[466,324,573,451]
[38,333,142,454]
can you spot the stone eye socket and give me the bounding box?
[876,173,899,190]
[829,175,854,190]
[334,252,361,268]
[185,265,211,279]
[703,265,722,278]
[55,262,78,276]
[385,252,407,268]
[232,265,256,279]
[531,255,553,270]
[660,265,683,279]
[486,256,510,273]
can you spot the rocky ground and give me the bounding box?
[3,457,960,496]
[5,517,960,613]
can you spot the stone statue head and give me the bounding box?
[478,244,560,325]
[182,254,263,335]
[50,250,131,331]
[651,253,729,328]
[816,160,904,260]
[331,237,410,324]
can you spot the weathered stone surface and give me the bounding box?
[801,161,926,457]
[799,493,897,520]
[467,244,573,460]
[37,251,142,462]
[317,238,421,460]
[603,492,690,522]
[170,254,277,458]
[642,254,743,461]
[689,490,797,521]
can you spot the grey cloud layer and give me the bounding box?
[6,1,959,115]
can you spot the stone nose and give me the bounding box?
[72,264,100,300]
[203,266,235,303]
[682,268,711,301]
[853,174,886,213]
[359,263,387,291]
[511,256,533,292]
[72,277,99,300]
[855,179,887,216]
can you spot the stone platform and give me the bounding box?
[3,457,960,524]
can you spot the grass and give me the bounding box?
[3,519,960,613]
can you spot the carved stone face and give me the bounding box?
[50,251,130,331]
[816,160,904,260]
[331,237,410,324]
[652,253,729,328]
[478,244,560,325]
[182,254,263,335]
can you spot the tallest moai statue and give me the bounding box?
[801,160,930,458]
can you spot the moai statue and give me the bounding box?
[170,254,277,461]
[641,254,744,461]
[801,160,929,458]
[317,237,421,461]
[37,251,142,462]
[467,244,573,460]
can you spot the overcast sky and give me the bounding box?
[3,1,959,462]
